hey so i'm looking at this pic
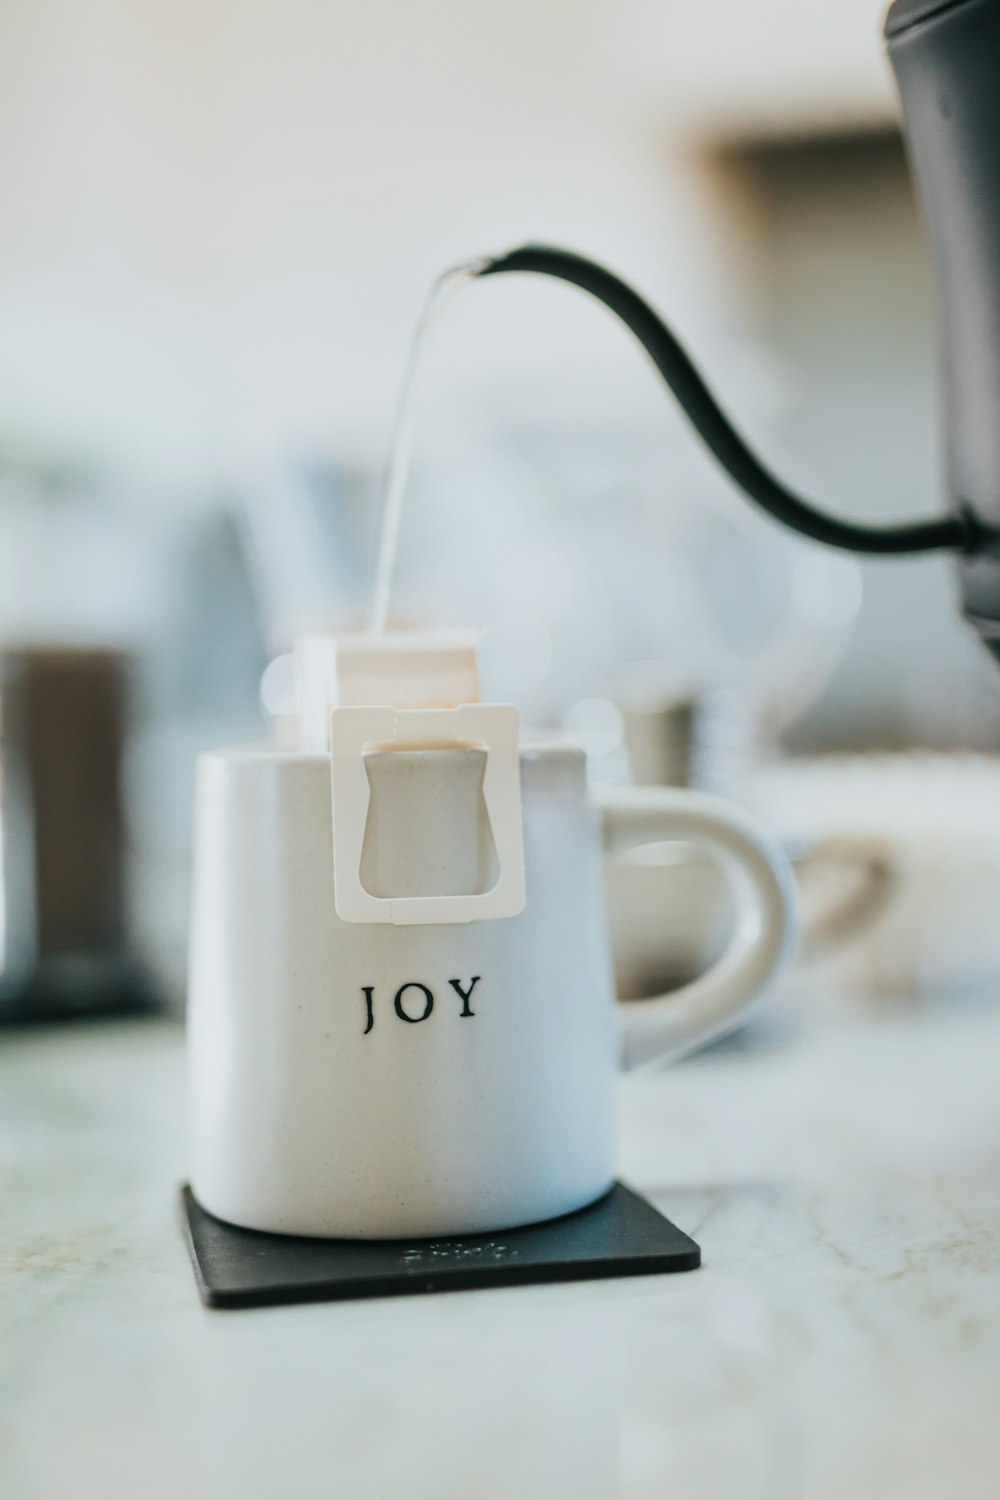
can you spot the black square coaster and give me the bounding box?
[180,1183,700,1309]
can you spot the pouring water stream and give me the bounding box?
[367,259,489,637]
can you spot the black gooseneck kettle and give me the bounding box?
[473,0,1000,665]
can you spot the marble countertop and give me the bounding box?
[3,1001,999,1500]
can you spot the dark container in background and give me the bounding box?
[0,647,155,1021]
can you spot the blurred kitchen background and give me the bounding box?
[2,0,999,1009]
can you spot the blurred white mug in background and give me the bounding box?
[746,753,1000,1002]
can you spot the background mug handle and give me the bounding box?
[793,836,897,962]
[597,786,798,1071]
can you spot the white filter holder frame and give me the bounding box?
[329,703,525,925]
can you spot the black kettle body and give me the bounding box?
[886,0,1000,660]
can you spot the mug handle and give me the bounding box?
[597,786,797,1071]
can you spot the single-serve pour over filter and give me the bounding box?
[296,630,525,925]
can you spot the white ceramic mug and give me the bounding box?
[188,738,795,1238]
